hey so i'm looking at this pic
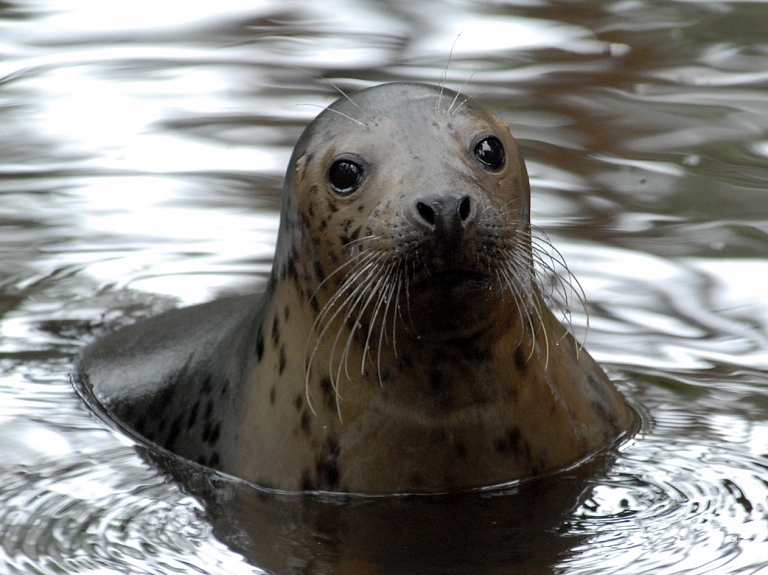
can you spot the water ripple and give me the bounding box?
[0,449,262,575]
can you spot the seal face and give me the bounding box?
[75,82,635,494]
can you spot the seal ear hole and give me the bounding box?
[328,159,364,195]
[473,136,506,172]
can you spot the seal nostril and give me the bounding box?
[458,196,471,222]
[416,201,436,226]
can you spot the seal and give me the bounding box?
[76,82,635,494]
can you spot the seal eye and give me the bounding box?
[328,159,364,195]
[474,136,506,172]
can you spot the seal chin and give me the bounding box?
[404,270,501,339]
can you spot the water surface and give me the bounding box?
[2,1,768,573]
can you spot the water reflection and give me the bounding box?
[3,0,768,573]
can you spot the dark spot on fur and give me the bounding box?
[319,219,328,231]
[294,394,303,410]
[283,305,290,322]
[202,420,220,445]
[204,399,214,421]
[208,452,220,468]
[301,469,314,491]
[187,400,199,430]
[493,427,533,465]
[316,437,340,489]
[350,225,361,242]
[165,414,182,448]
[309,294,319,313]
[256,328,265,362]
[197,456,206,465]
[494,427,521,454]
[455,441,467,459]
[155,415,167,434]
[313,261,325,283]
[208,423,221,445]
[279,346,287,375]
[319,376,337,412]
[272,315,280,347]
[220,379,228,397]
[270,386,276,404]
[201,375,213,396]
[514,347,528,372]
[326,195,339,213]
[300,410,311,434]
[358,203,365,213]
[284,257,298,282]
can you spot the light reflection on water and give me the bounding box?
[2,0,768,573]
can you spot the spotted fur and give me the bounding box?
[76,82,635,494]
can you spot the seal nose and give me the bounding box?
[414,193,473,234]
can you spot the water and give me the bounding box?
[2,0,768,573]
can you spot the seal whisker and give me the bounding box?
[285,65,373,124]
[310,250,378,333]
[361,258,398,374]
[495,197,522,215]
[451,92,482,116]
[322,259,381,373]
[448,67,482,116]
[437,32,462,112]
[528,225,589,352]
[310,243,378,304]
[296,104,368,128]
[377,265,403,386]
[498,244,551,365]
[305,252,381,413]
[494,264,526,339]
[496,261,534,352]
[328,251,388,373]
[337,254,390,381]
[402,257,418,334]
[330,256,391,415]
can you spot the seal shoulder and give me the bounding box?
[76,294,266,467]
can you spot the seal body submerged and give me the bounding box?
[76,82,634,494]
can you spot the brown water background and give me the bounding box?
[2,1,768,573]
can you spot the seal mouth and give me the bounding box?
[401,268,500,338]
[410,269,490,295]
[425,270,486,285]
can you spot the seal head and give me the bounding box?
[76,82,635,494]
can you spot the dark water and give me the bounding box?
[3,1,768,573]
